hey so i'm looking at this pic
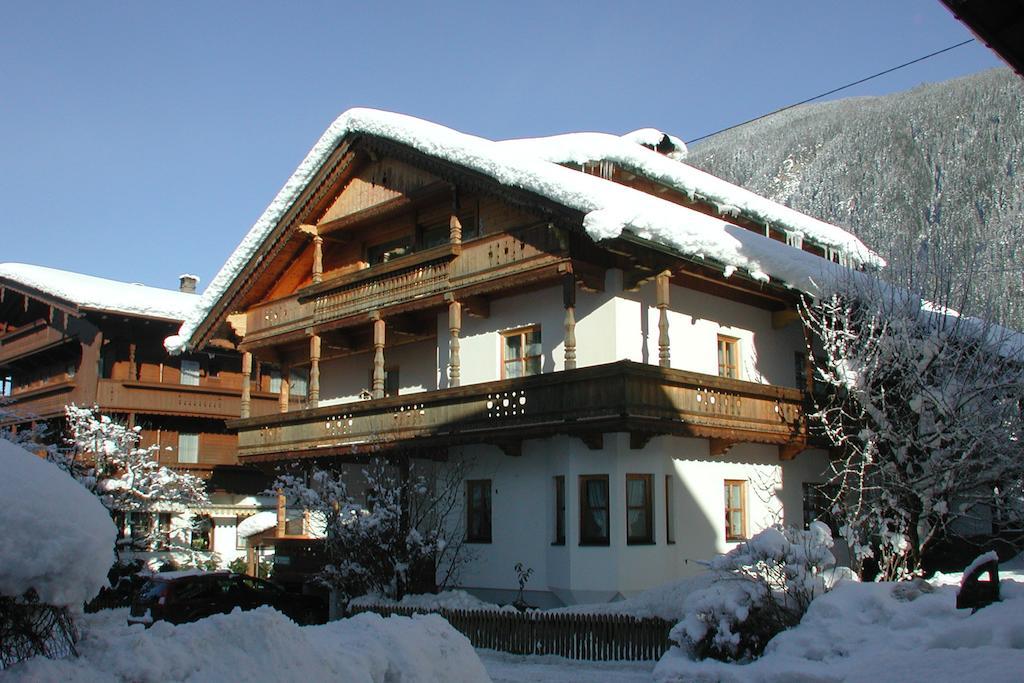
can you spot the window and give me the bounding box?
[466,479,492,543]
[367,237,413,265]
[268,367,282,394]
[795,351,808,391]
[553,476,565,545]
[579,475,610,545]
[235,516,249,550]
[626,474,654,544]
[0,375,11,397]
[289,368,309,397]
[724,480,747,541]
[180,359,201,386]
[191,515,212,551]
[502,326,542,378]
[802,482,836,531]
[665,475,675,544]
[717,335,739,379]
[178,433,199,464]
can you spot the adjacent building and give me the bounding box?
[0,264,277,567]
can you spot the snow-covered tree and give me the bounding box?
[54,405,209,558]
[801,272,1024,579]
[275,456,469,603]
[674,522,846,662]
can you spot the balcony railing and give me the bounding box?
[96,380,280,419]
[0,322,75,366]
[230,361,806,462]
[242,224,569,346]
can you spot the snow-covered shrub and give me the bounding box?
[673,522,841,662]
[0,438,116,668]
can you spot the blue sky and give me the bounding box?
[0,1,1002,292]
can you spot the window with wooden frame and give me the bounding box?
[665,475,675,544]
[177,433,199,464]
[502,326,542,378]
[579,475,610,546]
[717,335,740,379]
[465,479,492,543]
[626,474,654,545]
[180,359,201,386]
[553,476,565,545]
[366,236,412,265]
[724,480,747,541]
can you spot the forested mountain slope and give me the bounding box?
[688,68,1024,327]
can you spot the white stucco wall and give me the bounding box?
[319,339,438,406]
[449,433,830,607]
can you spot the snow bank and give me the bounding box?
[0,439,116,607]
[6,607,489,682]
[168,108,877,353]
[351,589,516,613]
[655,576,1024,682]
[553,573,719,622]
[0,263,198,322]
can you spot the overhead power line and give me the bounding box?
[686,39,976,145]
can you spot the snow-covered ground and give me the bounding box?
[479,650,654,682]
[655,558,1024,682]
[4,607,489,682]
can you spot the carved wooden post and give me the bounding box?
[657,270,671,368]
[448,300,462,387]
[240,351,252,418]
[276,491,286,537]
[312,235,324,284]
[309,334,321,407]
[278,362,290,413]
[449,214,462,245]
[372,316,386,399]
[128,342,137,381]
[563,273,577,370]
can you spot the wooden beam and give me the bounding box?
[709,437,737,457]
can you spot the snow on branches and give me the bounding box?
[56,405,208,527]
[274,457,468,603]
[802,274,1024,579]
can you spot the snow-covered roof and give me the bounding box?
[0,438,116,607]
[237,509,302,539]
[498,131,882,268]
[167,108,880,353]
[0,262,198,322]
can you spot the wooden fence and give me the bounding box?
[349,605,674,661]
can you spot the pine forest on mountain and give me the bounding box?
[688,68,1024,329]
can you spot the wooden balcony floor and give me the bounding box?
[230,361,807,463]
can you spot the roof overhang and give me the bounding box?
[941,0,1024,77]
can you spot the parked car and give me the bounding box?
[128,571,327,626]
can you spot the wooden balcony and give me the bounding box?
[96,380,280,419]
[242,223,569,347]
[0,380,76,423]
[0,321,75,366]
[230,361,807,463]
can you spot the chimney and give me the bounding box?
[178,274,199,294]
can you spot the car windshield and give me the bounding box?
[136,580,170,604]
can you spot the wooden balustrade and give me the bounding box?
[231,360,806,462]
[96,379,279,419]
[241,224,568,346]
[0,322,74,365]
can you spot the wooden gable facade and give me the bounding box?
[198,133,811,466]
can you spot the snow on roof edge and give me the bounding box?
[498,131,883,269]
[168,108,882,354]
[0,262,199,322]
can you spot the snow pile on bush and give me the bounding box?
[0,439,115,607]
[672,523,847,662]
[7,607,489,682]
[656,573,1024,682]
